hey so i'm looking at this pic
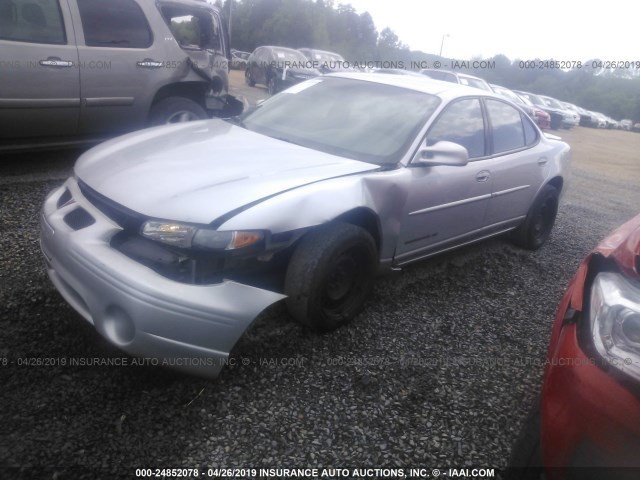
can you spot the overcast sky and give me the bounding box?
[344,0,635,62]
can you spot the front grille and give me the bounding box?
[78,180,146,231]
[63,208,95,230]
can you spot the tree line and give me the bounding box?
[217,0,640,121]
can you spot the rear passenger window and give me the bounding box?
[77,0,152,48]
[486,99,526,154]
[0,0,66,44]
[426,99,485,159]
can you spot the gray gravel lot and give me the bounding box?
[1,126,639,479]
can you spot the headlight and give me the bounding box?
[141,221,264,251]
[590,272,640,380]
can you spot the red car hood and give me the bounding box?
[570,213,640,311]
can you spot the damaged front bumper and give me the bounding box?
[40,178,285,378]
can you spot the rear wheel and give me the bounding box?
[148,97,207,126]
[511,184,559,250]
[284,222,377,331]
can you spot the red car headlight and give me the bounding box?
[590,272,640,381]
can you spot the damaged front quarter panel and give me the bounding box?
[216,168,411,266]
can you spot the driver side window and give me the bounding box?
[426,99,485,159]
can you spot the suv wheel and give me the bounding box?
[284,222,377,331]
[245,69,255,87]
[148,97,208,126]
[267,77,279,96]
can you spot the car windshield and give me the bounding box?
[493,86,522,103]
[239,77,440,165]
[518,92,546,108]
[542,97,563,109]
[459,76,490,91]
[272,48,308,64]
[517,95,534,107]
[311,51,344,62]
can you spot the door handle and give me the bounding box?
[538,158,548,166]
[136,59,163,68]
[475,170,491,182]
[39,57,73,68]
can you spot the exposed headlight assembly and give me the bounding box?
[590,272,640,380]
[141,221,264,251]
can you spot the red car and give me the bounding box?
[510,214,640,480]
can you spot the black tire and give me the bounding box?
[511,184,559,250]
[245,69,255,87]
[148,97,207,126]
[267,76,278,96]
[284,222,377,331]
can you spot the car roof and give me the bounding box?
[456,72,485,81]
[326,72,502,101]
[514,90,542,99]
[419,69,486,82]
[263,45,303,53]
[300,48,342,55]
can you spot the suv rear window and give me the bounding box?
[0,0,66,44]
[77,0,152,48]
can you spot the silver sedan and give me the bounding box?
[41,73,571,377]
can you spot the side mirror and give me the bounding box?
[412,141,469,167]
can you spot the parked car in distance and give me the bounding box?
[589,111,608,129]
[419,69,492,91]
[245,45,320,95]
[298,48,348,73]
[41,73,570,377]
[514,91,564,130]
[509,213,640,479]
[372,68,427,77]
[0,0,239,152]
[230,49,250,70]
[539,96,579,129]
[490,84,551,129]
[605,116,620,129]
[560,101,589,127]
[572,106,596,127]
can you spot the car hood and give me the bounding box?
[75,120,379,224]
[593,213,640,278]
[569,213,640,310]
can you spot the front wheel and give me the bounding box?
[245,69,255,87]
[511,184,559,250]
[284,222,377,331]
[267,76,279,96]
[148,97,207,126]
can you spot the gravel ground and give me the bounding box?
[1,126,639,480]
